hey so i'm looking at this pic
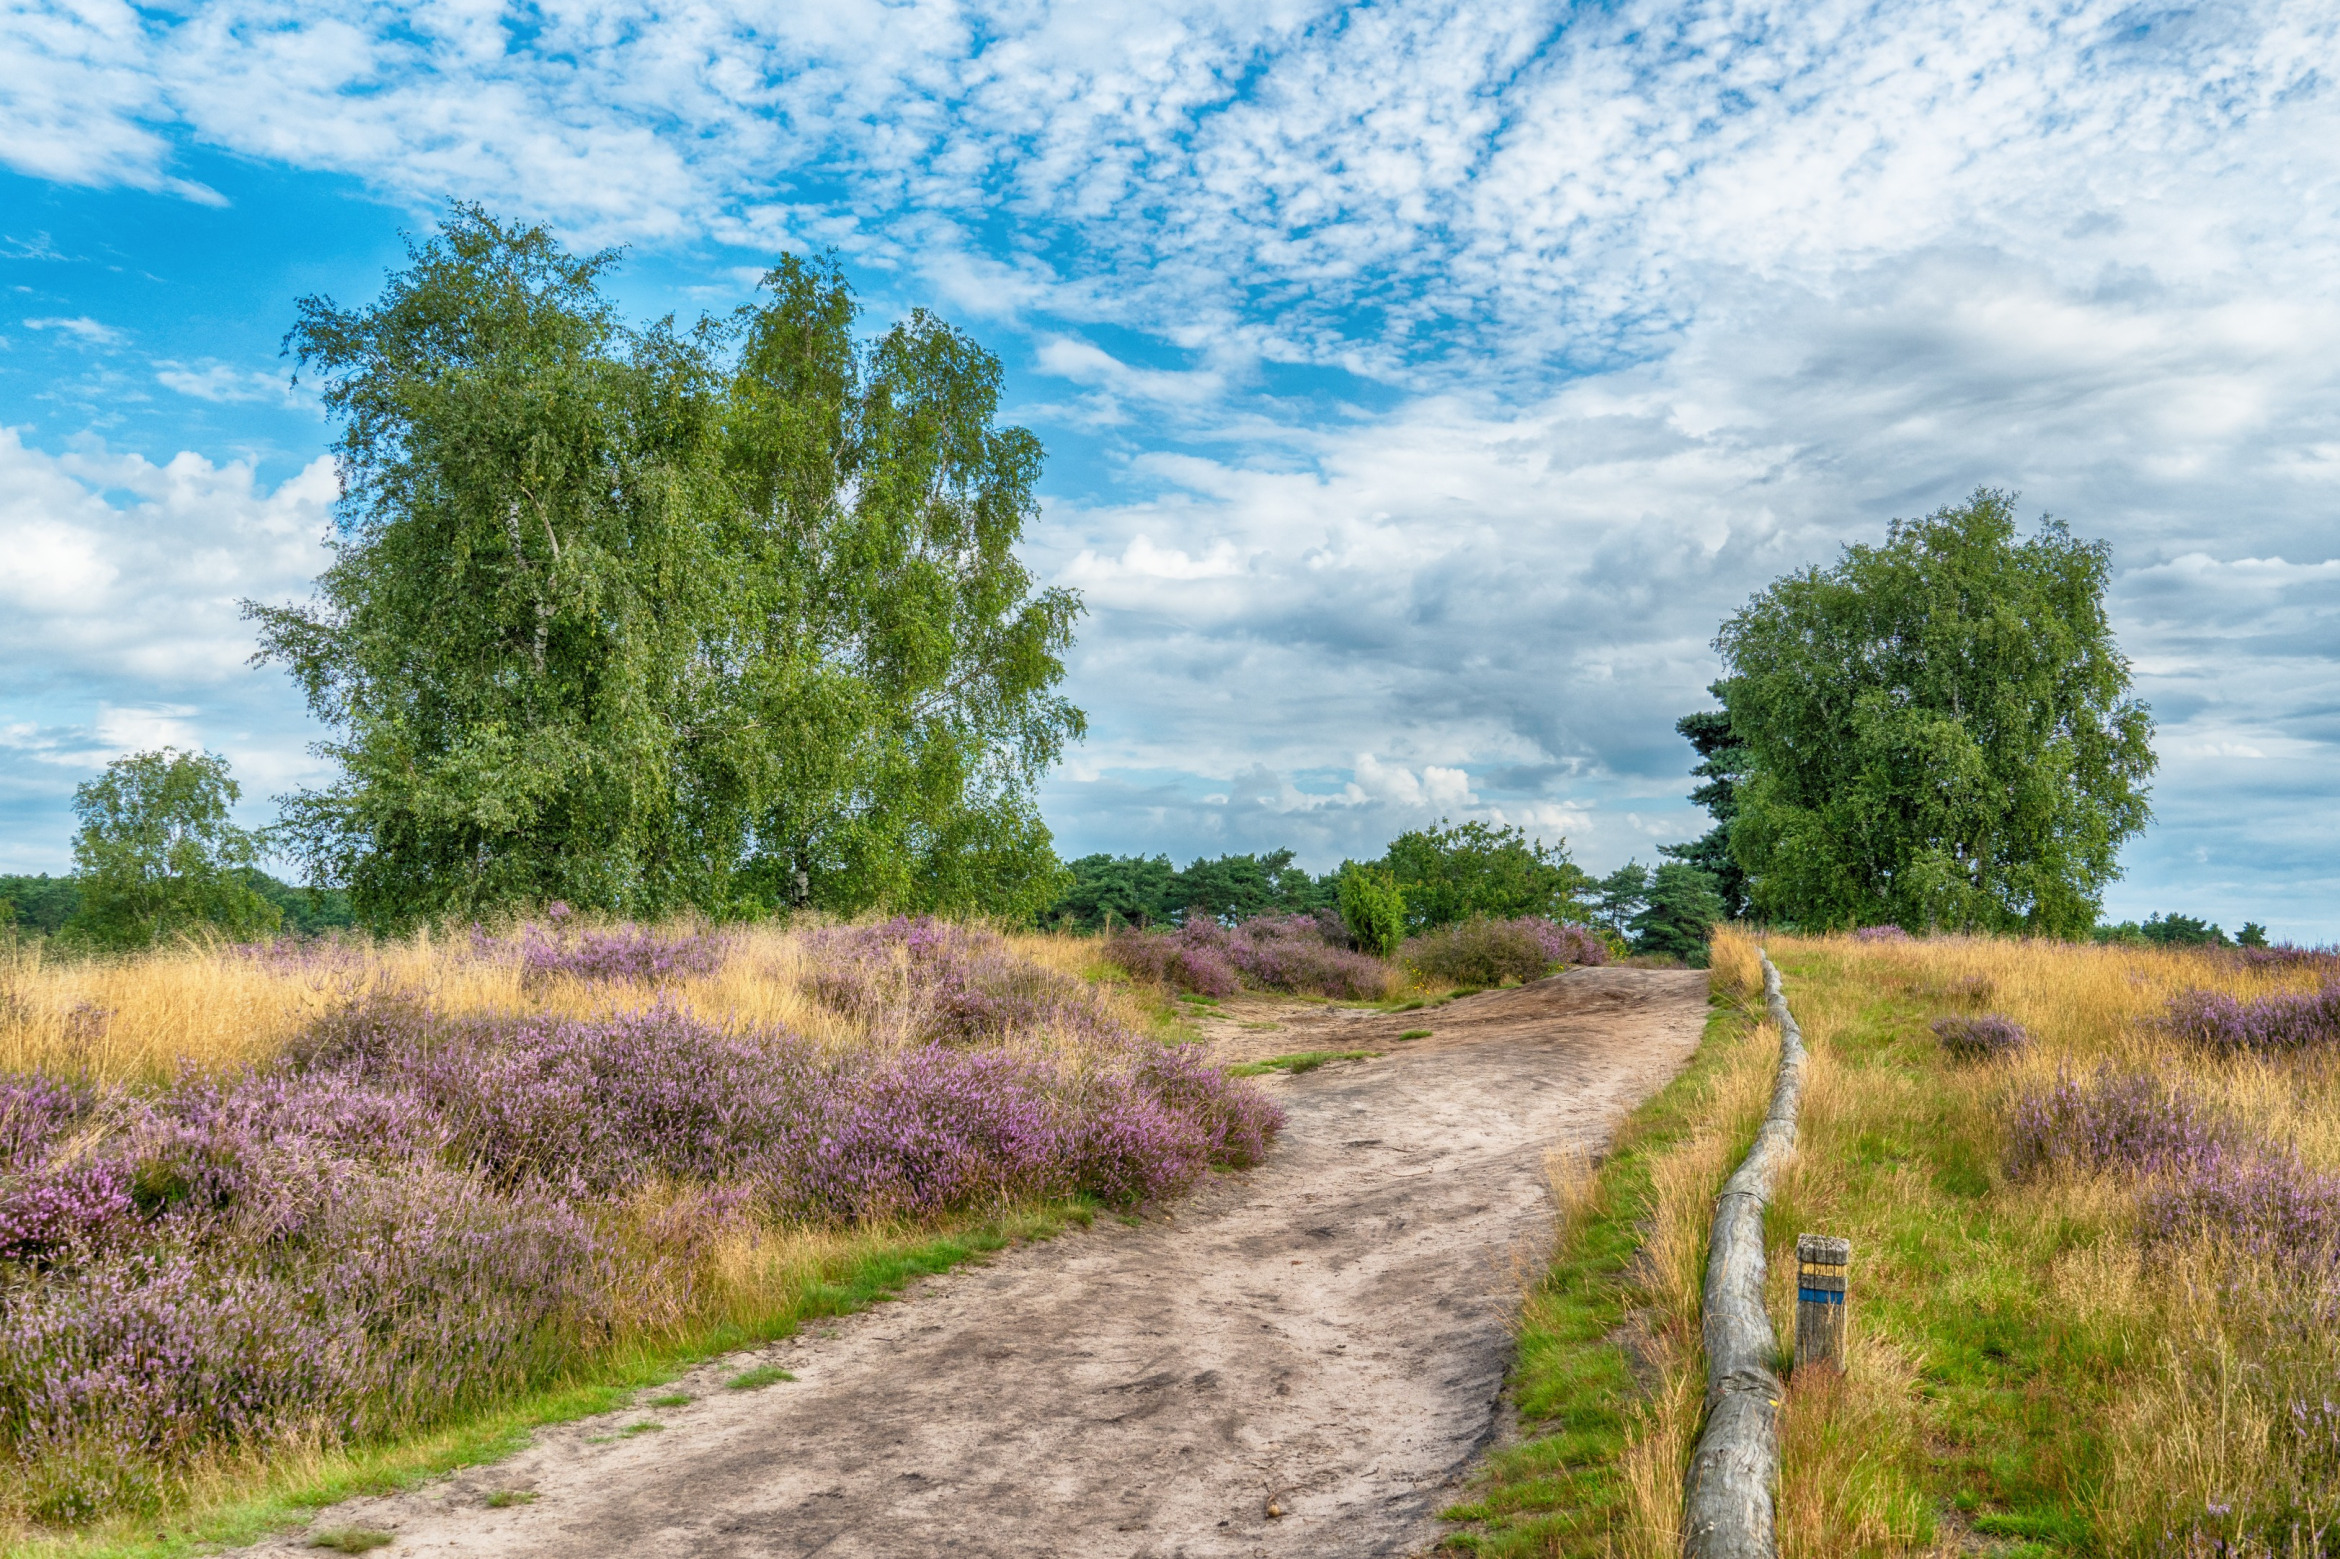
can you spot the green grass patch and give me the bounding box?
[1,1202,1092,1559]
[722,1365,796,1392]
[480,1491,535,1509]
[617,1422,662,1437]
[307,1534,392,1555]
[643,1394,692,1409]
[1398,1029,1432,1041]
[1442,981,1758,1556]
[1226,1049,1380,1077]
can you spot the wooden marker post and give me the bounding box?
[1794,1235,1850,1372]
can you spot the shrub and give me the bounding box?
[2161,981,2340,1053]
[517,918,728,986]
[1105,914,1396,1000]
[2005,1067,2225,1180]
[1338,867,1406,958]
[1104,923,1240,998]
[1854,925,1912,942]
[1403,915,1608,988]
[1932,1013,2029,1061]
[2139,1150,2340,1268]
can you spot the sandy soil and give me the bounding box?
[247,966,1707,1559]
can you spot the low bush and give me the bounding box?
[2004,1066,2226,1180]
[2162,979,2340,1052]
[1402,915,1607,988]
[1931,1013,2028,1060]
[1105,913,1397,1000]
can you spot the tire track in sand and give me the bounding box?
[247,967,1708,1558]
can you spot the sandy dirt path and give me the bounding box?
[251,967,1707,1559]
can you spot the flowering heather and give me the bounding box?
[1109,913,1403,1000]
[1403,916,1609,989]
[1853,926,1913,942]
[2162,981,2340,1054]
[2005,1067,2227,1180]
[1932,1014,2030,1061]
[0,921,1279,1522]
[1105,923,1241,998]
[2138,1149,2340,1269]
[2231,943,2340,973]
[517,920,729,986]
[803,917,1130,1045]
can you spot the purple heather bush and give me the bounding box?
[516,917,729,986]
[1402,915,1608,989]
[1932,1013,2030,1061]
[0,917,1279,1521]
[2139,1149,2340,1269]
[1104,913,1397,1000]
[2162,981,2340,1054]
[2005,1066,2227,1181]
[1853,925,1913,942]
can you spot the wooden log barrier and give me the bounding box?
[1794,1235,1850,1372]
[1682,950,1808,1559]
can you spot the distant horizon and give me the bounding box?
[4,2,2336,938]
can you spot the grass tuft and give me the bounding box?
[480,1491,535,1509]
[723,1365,795,1392]
[1226,1050,1380,1077]
[1398,1029,1432,1040]
[307,1533,393,1555]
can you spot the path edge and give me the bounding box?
[1680,949,1807,1559]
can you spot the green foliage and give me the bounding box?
[1043,848,1333,931]
[1661,708,1750,920]
[237,870,357,936]
[0,874,82,937]
[249,208,1083,929]
[1716,488,2155,936]
[65,749,281,950]
[1377,819,1591,933]
[723,1365,795,1391]
[1,870,349,942]
[1591,862,1649,937]
[1627,862,1725,965]
[1225,1049,1380,1077]
[2238,921,2269,948]
[2093,912,2231,947]
[1338,866,1407,958]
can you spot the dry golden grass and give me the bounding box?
[0,919,1158,1087]
[1746,927,2340,1557]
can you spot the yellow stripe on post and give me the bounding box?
[1794,1233,1850,1373]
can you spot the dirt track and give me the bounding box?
[250,967,1708,1558]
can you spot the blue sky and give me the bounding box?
[3,0,2338,936]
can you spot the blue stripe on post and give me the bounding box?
[1797,1288,1844,1304]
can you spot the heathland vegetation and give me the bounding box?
[0,915,1280,1534]
[1452,928,2340,1558]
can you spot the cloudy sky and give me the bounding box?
[3,0,2337,935]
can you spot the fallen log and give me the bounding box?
[1681,950,1808,1559]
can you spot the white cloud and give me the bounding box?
[152,359,304,406]
[0,427,336,683]
[24,315,125,344]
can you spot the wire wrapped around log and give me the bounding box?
[1681,950,1807,1559]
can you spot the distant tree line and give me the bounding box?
[1046,819,1729,965]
